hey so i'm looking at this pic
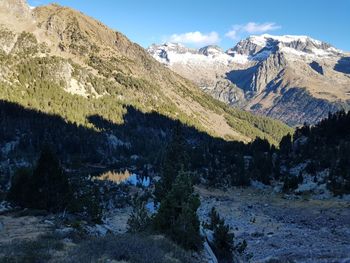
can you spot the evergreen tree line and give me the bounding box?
[278,110,350,195]
[7,146,102,222]
[194,110,350,195]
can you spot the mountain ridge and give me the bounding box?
[0,0,291,144]
[148,35,350,125]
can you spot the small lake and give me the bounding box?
[124,173,150,187]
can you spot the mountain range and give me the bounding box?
[1,1,350,262]
[0,0,292,145]
[148,35,350,125]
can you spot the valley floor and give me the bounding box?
[197,186,350,262]
[1,187,350,263]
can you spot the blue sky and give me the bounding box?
[28,0,350,51]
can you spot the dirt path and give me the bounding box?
[196,186,350,262]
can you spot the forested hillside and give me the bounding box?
[0,1,291,192]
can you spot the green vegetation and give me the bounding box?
[154,124,189,203]
[127,196,151,233]
[13,32,38,55]
[151,127,202,250]
[0,28,291,145]
[278,110,350,195]
[0,234,64,263]
[204,207,246,263]
[282,173,304,192]
[7,147,102,222]
[65,234,193,263]
[8,147,71,212]
[225,107,293,145]
[153,171,202,251]
[0,232,193,263]
[0,28,294,209]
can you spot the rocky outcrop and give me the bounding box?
[0,0,32,19]
[227,38,264,56]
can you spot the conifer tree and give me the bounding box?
[153,171,202,250]
[207,207,221,230]
[7,168,32,207]
[206,207,236,263]
[8,146,72,212]
[30,146,71,211]
[279,133,292,156]
[154,123,188,203]
[213,220,234,263]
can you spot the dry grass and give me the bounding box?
[63,234,194,263]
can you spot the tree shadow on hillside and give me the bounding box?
[0,100,229,178]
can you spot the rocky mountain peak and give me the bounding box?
[230,34,341,59]
[148,42,196,55]
[198,45,224,56]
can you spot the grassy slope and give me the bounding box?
[0,4,292,145]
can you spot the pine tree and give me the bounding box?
[279,133,292,156]
[213,220,234,263]
[8,146,72,213]
[30,146,71,212]
[153,171,202,250]
[207,207,221,230]
[206,207,236,263]
[7,168,32,207]
[154,123,188,203]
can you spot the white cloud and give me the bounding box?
[225,22,281,40]
[167,31,220,46]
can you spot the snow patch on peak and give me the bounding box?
[232,34,343,61]
[249,34,323,46]
[260,34,314,43]
[148,43,249,66]
[198,45,223,56]
[248,35,268,47]
[163,42,186,50]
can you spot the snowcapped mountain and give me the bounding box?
[148,35,350,125]
[147,42,247,66]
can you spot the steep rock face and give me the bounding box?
[227,52,287,96]
[249,88,343,126]
[227,37,264,56]
[148,34,350,125]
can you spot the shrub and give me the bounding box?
[0,234,64,263]
[127,196,151,233]
[64,234,193,263]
